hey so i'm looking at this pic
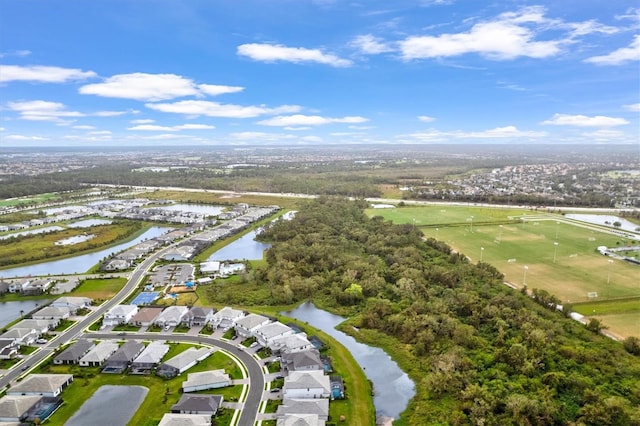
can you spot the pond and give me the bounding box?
[207,230,271,261]
[0,226,169,278]
[155,203,225,216]
[0,226,65,240]
[67,218,113,228]
[0,299,50,329]
[283,302,415,421]
[65,385,148,426]
[565,214,639,233]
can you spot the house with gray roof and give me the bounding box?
[234,313,270,338]
[54,340,95,365]
[276,398,329,421]
[277,413,324,426]
[211,306,244,329]
[282,349,323,372]
[283,371,331,400]
[8,374,73,398]
[104,341,145,372]
[13,319,55,335]
[157,347,214,378]
[0,328,38,346]
[0,395,42,423]
[0,339,19,360]
[158,413,212,426]
[254,321,295,348]
[50,296,92,313]
[154,306,189,328]
[182,370,231,393]
[271,333,314,355]
[182,307,214,328]
[32,306,71,321]
[103,304,138,327]
[170,394,222,416]
[131,341,169,373]
[79,341,119,367]
[130,307,163,327]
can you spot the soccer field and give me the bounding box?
[368,205,640,338]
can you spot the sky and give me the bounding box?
[0,0,639,147]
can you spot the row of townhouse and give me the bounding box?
[102,305,216,329]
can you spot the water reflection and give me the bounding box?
[0,299,49,329]
[283,302,415,420]
[207,231,271,261]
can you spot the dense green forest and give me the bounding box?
[210,197,640,425]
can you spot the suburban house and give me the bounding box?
[0,339,19,360]
[0,395,43,423]
[158,413,212,426]
[13,319,55,335]
[79,341,119,367]
[8,374,73,398]
[283,370,331,399]
[210,306,244,329]
[271,333,314,354]
[130,307,164,327]
[254,322,295,348]
[54,340,95,365]
[32,306,71,321]
[276,398,329,422]
[131,342,169,374]
[154,306,189,328]
[281,349,324,372]
[50,297,92,313]
[182,370,231,393]
[277,413,324,426]
[181,307,215,328]
[102,304,139,327]
[20,279,54,295]
[8,279,30,294]
[0,328,38,346]
[157,347,214,378]
[234,313,270,338]
[170,394,223,416]
[103,341,145,372]
[163,244,198,261]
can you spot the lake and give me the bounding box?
[283,302,415,421]
[0,299,50,329]
[65,385,148,426]
[0,226,169,278]
[207,230,271,261]
[156,203,225,216]
[566,214,639,233]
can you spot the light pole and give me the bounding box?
[523,265,528,286]
[498,225,503,243]
[555,221,560,240]
[607,259,613,285]
[470,216,474,233]
[480,247,484,262]
[435,228,439,239]
[553,242,559,264]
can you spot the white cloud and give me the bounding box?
[72,125,96,130]
[88,130,112,135]
[582,129,626,142]
[128,123,215,131]
[398,6,574,61]
[623,103,640,111]
[80,73,199,101]
[257,114,368,126]
[585,35,640,65]
[400,126,546,142]
[565,20,619,38]
[284,126,312,131]
[237,43,353,67]
[131,119,155,124]
[0,65,96,83]
[541,113,629,127]
[5,134,48,141]
[418,115,436,122]
[0,50,31,58]
[8,100,84,122]
[198,84,244,96]
[146,100,301,118]
[94,110,132,117]
[349,35,393,54]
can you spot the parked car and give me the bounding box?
[270,387,280,393]
[36,338,48,344]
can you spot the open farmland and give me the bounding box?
[368,205,640,339]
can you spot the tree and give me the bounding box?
[586,318,606,334]
[623,336,640,356]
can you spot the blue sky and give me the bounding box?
[1,0,639,146]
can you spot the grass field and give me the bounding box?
[72,278,127,301]
[368,206,640,338]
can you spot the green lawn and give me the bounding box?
[72,278,127,302]
[573,298,640,315]
[369,206,640,338]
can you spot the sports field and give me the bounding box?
[368,205,640,338]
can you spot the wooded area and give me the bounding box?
[210,197,640,425]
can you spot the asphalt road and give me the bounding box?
[90,332,265,426]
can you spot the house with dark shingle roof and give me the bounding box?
[182,306,214,327]
[54,340,95,365]
[104,341,145,372]
[281,349,323,372]
[170,394,223,415]
[276,398,329,421]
